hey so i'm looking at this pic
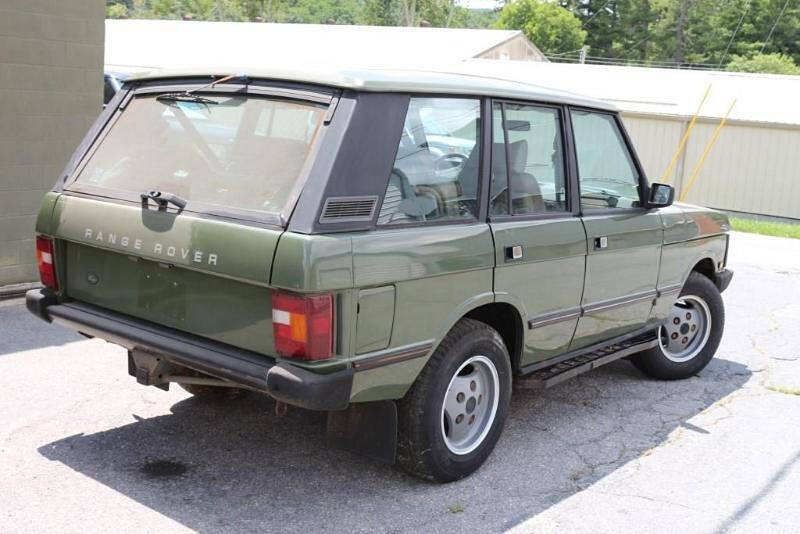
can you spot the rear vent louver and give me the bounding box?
[319,196,378,223]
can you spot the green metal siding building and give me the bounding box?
[0,1,104,290]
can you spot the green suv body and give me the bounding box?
[27,67,732,481]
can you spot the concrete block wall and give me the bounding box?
[0,1,104,287]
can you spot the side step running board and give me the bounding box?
[515,335,658,390]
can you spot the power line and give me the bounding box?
[760,0,791,53]
[719,0,752,67]
[546,54,723,70]
[546,48,588,57]
[581,0,616,28]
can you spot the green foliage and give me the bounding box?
[560,0,800,70]
[730,217,800,239]
[361,0,481,27]
[103,0,800,74]
[496,0,586,54]
[726,53,800,75]
[106,3,129,18]
[106,0,480,26]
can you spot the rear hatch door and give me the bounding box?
[53,86,330,355]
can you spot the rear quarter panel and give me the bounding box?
[347,223,495,402]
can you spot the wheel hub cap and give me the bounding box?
[441,355,499,455]
[659,294,712,363]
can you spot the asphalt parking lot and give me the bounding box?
[1,231,798,533]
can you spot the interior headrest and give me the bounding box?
[492,142,507,174]
[508,140,528,174]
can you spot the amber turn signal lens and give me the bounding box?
[272,291,333,360]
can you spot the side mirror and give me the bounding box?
[646,183,674,208]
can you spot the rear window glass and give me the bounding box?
[70,94,326,220]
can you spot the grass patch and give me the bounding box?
[447,504,465,514]
[767,385,800,396]
[730,218,800,239]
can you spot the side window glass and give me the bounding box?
[378,97,480,225]
[570,111,641,210]
[491,102,567,215]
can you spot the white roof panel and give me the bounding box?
[105,19,526,73]
[464,60,800,126]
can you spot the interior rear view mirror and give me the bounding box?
[505,120,530,132]
[647,183,675,208]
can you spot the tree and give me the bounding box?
[726,53,800,74]
[106,3,130,18]
[497,0,586,55]
[103,0,800,68]
[361,0,477,27]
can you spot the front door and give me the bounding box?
[488,100,586,367]
[568,109,662,350]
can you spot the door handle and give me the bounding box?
[594,236,608,250]
[506,245,523,260]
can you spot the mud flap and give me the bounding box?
[326,400,397,464]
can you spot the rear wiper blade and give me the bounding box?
[141,190,187,211]
[156,93,219,105]
[155,73,248,105]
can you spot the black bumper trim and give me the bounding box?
[715,269,733,293]
[26,288,57,322]
[26,290,353,411]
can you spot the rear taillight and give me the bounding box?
[36,236,58,290]
[272,291,333,360]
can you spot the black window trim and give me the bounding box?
[374,94,487,231]
[486,98,578,224]
[567,105,652,216]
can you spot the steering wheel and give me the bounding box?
[434,153,468,174]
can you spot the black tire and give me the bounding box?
[396,318,512,482]
[179,383,247,399]
[632,272,725,380]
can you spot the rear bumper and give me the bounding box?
[715,268,734,293]
[26,289,353,411]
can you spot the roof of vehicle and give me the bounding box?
[127,65,617,111]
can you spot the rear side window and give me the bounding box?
[70,94,326,221]
[490,102,567,216]
[377,97,480,225]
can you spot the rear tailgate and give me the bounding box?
[52,194,282,355]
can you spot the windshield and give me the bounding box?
[70,93,327,221]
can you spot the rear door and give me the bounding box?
[488,100,586,367]
[568,109,662,350]
[53,84,332,355]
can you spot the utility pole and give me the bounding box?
[579,45,588,64]
[675,0,688,64]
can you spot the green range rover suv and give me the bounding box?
[27,67,733,482]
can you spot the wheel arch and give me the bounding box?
[691,257,717,281]
[429,292,525,372]
[464,302,525,373]
[665,234,728,292]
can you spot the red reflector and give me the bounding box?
[272,291,333,360]
[36,236,58,290]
